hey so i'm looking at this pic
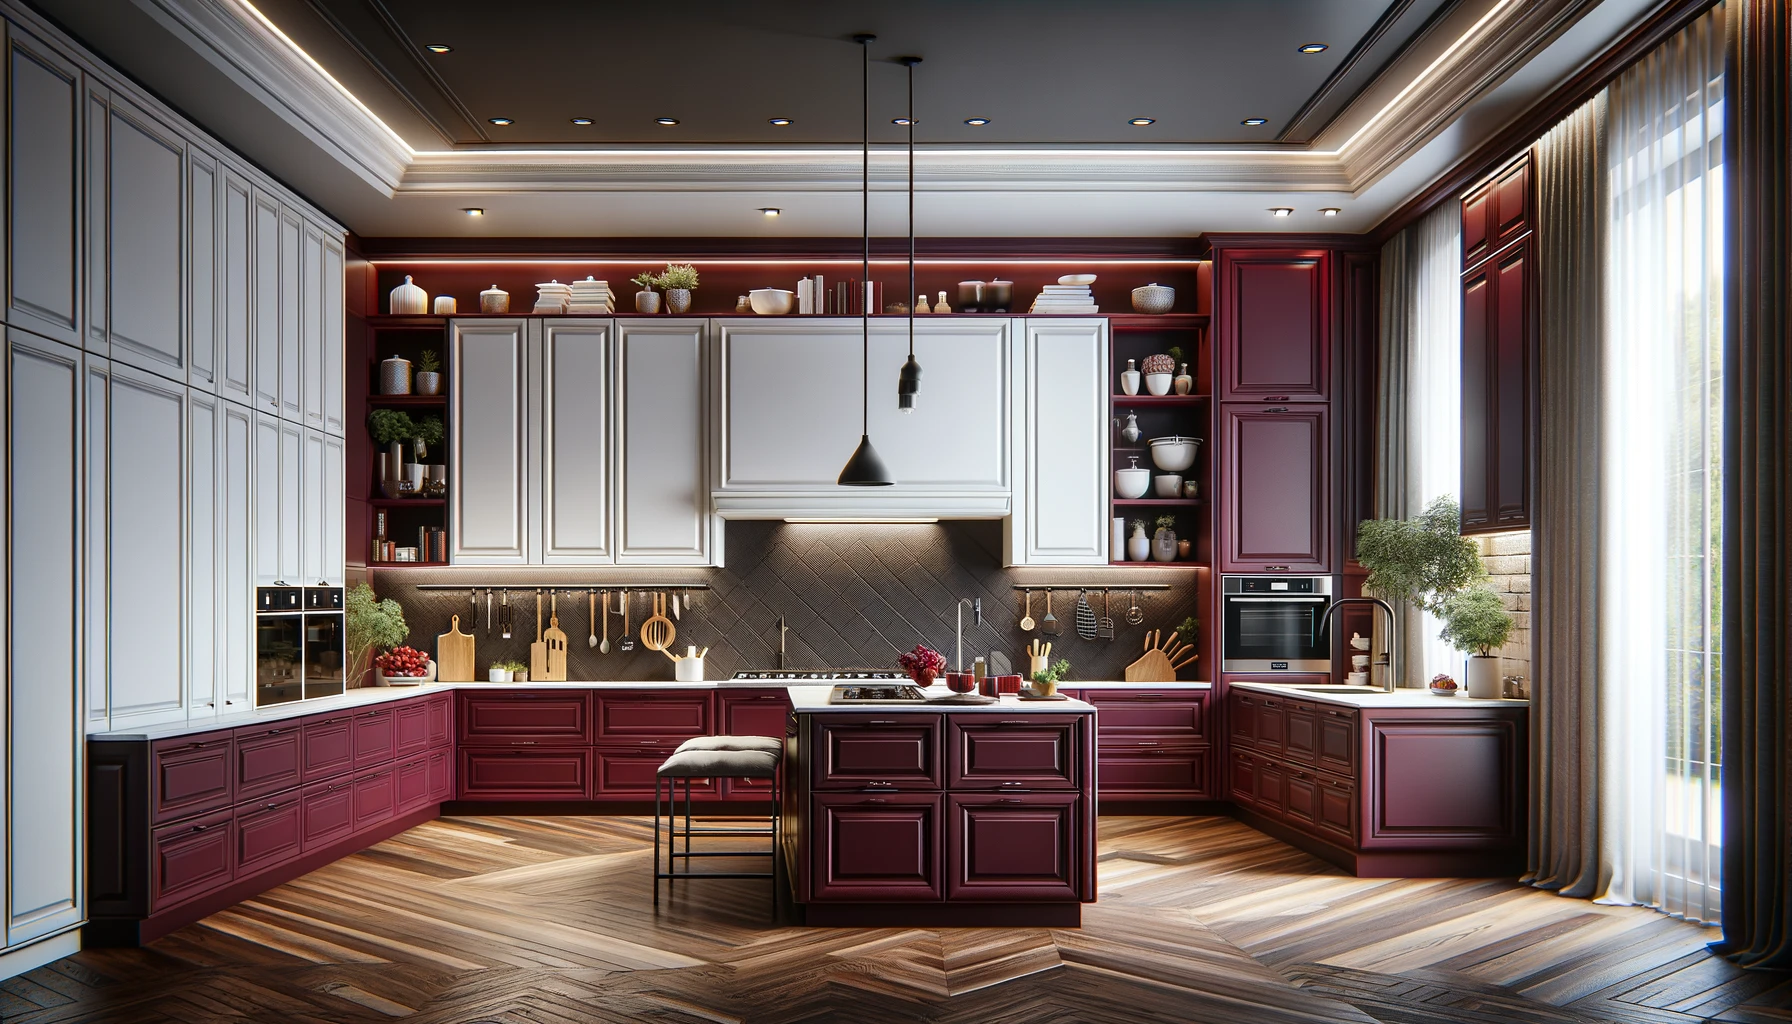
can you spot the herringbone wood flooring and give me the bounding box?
[6,816,1789,1023]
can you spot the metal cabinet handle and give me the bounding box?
[1137,740,1159,746]
[863,781,897,790]
[866,797,890,804]
[865,720,897,726]
[191,823,209,833]
[1000,781,1026,788]
[996,798,1023,804]
[1238,696,1254,706]
[511,741,538,746]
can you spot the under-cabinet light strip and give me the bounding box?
[1010,584,1174,591]
[367,258,1208,267]
[412,583,712,593]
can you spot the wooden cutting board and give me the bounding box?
[529,592,549,681]
[543,614,568,681]
[436,615,475,682]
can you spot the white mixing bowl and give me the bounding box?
[749,288,795,315]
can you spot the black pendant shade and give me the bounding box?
[837,433,894,486]
[897,353,922,412]
[836,33,896,487]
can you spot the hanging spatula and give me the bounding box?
[1074,590,1097,640]
[1040,589,1061,636]
[1097,589,1116,640]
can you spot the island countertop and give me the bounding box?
[786,684,1096,713]
[1228,680,1530,710]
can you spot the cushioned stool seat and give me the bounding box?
[674,734,782,755]
[653,739,784,915]
[657,747,778,779]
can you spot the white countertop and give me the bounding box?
[787,684,1094,713]
[1228,680,1530,710]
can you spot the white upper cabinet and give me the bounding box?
[186,148,218,393]
[321,234,345,435]
[451,318,530,564]
[218,170,253,406]
[104,97,185,379]
[299,221,324,430]
[83,355,108,730]
[322,433,345,585]
[83,83,104,353]
[252,411,281,584]
[616,319,710,565]
[716,319,860,493]
[277,418,302,580]
[6,28,82,346]
[186,390,218,720]
[249,189,280,414]
[1008,318,1110,565]
[541,319,611,563]
[299,428,324,584]
[864,318,1011,491]
[219,401,253,710]
[276,207,301,421]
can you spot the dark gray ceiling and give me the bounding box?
[273,0,1454,147]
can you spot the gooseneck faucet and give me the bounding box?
[955,598,983,672]
[1316,597,1398,692]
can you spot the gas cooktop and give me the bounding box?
[827,684,928,703]
[732,670,906,681]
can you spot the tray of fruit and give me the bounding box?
[375,645,436,685]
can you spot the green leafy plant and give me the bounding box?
[417,349,441,373]
[1439,586,1514,656]
[1175,616,1199,643]
[1129,518,1146,533]
[496,659,528,672]
[367,408,416,446]
[413,415,445,449]
[658,262,700,290]
[345,583,407,686]
[1031,658,1072,686]
[1355,496,1487,615]
[1166,345,1185,364]
[631,271,660,292]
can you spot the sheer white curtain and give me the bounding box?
[1600,8,1725,924]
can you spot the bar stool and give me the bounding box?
[653,739,783,913]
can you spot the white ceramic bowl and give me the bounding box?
[1154,474,1183,497]
[1058,273,1097,286]
[749,288,795,315]
[1114,466,1151,499]
[1149,436,1200,472]
[1131,283,1175,314]
[1144,372,1174,396]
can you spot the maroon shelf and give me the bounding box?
[1112,499,1205,508]
[1107,561,1210,569]
[1107,313,1211,329]
[368,560,450,569]
[368,394,447,408]
[369,498,444,508]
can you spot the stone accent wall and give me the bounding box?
[1476,530,1532,683]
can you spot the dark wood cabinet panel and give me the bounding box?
[948,716,1079,790]
[458,691,591,745]
[813,715,943,790]
[458,747,591,800]
[299,776,355,849]
[234,794,302,875]
[1369,718,1522,844]
[232,724,301,802]
[717,690,792,738]
[593,746,715,798]
[1461,156,1535,535]
[426,694,453,747]
[1285,704,1318,765]
[810,793,944,902]
[1217,249,1330,401]
[151,735,234,824]
[394,701,431,758]
[300,714,355,781]
[1255,757,1286,817]
[1096,744,1210,800]
[1463,154,1532,269]
[395,754,431,812]
[426,750,453,802]
[595,692,712,741]
[1491,244,1532,528]
[352,767,396,829]
[947,794,1081,901]
[351,708,396,768]
[1318,775,1357,844]
[1230,751,1258,806]
[1317,707,1357,776]
[1221,405,1331,572]
[1461,263,1492,526]
[150,808,235,911]
[1284,769,1321,830]
[1078,689,1208,740]
[1338,251,1378,564]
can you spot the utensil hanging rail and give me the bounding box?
[414,583,713,594]
[1009,584,1172,592]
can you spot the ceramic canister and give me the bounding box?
[433,295,457,314]
[389,275,427,314]
[479,284,509,313]
[379,354,412,395]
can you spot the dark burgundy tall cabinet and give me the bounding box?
[1459,154,1536,534]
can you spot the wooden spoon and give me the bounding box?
[1019,590,1035,631]
[599,590,611,654]
[587,589,598,648]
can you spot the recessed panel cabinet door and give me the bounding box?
[187,391,219,720]
[947,793,1081,901]
[108,362,187,724]
[810,793,943,902]
[1012,318,1107,564]
[84,358,108,728]
[277,208,302,421]
[7,327,85,943]
[252,413,281,584]
[278,421,303,582]
[717,320,861,489]
[106,98,185,379]
[321,235,345,436]
[187,150,218,393]
[451,319,529,564]
[615,319,709,564]
[322,433,345,585]
[865,318,1011,490]
[1218,249,1329,402]
[299,429,325,585]
[541,319,611,562]
[299,222,325,430]
[218,171,253,405]
[250,190,281,413]
[1221,405,1330,572]
[7,30,82,346]
[219,403,253,709]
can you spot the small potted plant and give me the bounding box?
[490,659,526,684]
[509,659,531,683]
[1127,518,1150,561]
[345,583,407,688]
[659,262,700,313]
[898,643,947,687]
[1429,674,1459,697]
[1152,514,1178,562]
[415,349,443,396]
[1030,657,1071,697]
[1440,585,1515,698]
[632,272,662,314]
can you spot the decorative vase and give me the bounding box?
[1127,524,1150,562]
[1131,282,1175,314]
[415,371,441,396]
[1182,480,1200,500]
[386,441,405,495]
[665,288,692,314]
[1466,655,1502,698]
[636,290,661,314]
[388,275,427,315]
[1111,518,1127,559]
[1173,363,1193,395]
[1145,372,1173,396]
[908,668,937,688]
[1119,412,1142,444]
[432,295,457,314]
[1031,673,1058,698]
[377,453,399,499]
[1152,527,1177,562]
[379,354,412,395]
[1120,359,1140,396]
[1176,538,1192,559]
[480,284,509,313]
[736,295,751,313]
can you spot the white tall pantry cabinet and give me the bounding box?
[0,4,347,974]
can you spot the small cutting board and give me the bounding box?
[543,614,568,681]
[529,592,549,681]
[436,615,475,682]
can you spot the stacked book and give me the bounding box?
[567,277,615,313]
[1029,274,1099,314]
[533,280,572,314]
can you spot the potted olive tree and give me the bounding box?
[346,583,408,688]
[1354,496,1489,686]
[1440,586,1515,698]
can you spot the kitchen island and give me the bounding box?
[781,685,1098,927]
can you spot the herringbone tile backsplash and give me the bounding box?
[374,521,1203,683]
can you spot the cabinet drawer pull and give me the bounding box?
[1000,781,1026,787]
[1137,740,1159,746]
[1325,710,1350,718]
[996,798,1023,804]
[191,823,209,833]
[863,781,897,791]
[864,720,898,726]
[1262,699,1280,708]
[865,797,890,804]
[511,741,538,746]
[1238,697,1254,706]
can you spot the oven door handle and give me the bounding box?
[1225,595,1330,602]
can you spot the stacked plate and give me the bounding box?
[567,277,615,314]
[1029,273,1098,314]
[533,280,572,314]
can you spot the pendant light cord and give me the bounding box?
[859,34,871,437]
[907,59,915,360]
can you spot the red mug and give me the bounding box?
[945,672,974,693]
[996,674,1024,694]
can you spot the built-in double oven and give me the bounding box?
[1220,575,1333,674]
[256,586,345,706]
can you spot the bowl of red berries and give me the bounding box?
[898,644,948,688]
[375,645,435,686]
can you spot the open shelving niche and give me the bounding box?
[1108,317,1213,568]
[365,319,452,569]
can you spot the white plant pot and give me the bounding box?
[1465,655,1502,699]
[1126,528,1151,562]
[1144,372,1173,396]
[488,668,511,683]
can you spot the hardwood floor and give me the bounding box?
[6,815,1789,1023]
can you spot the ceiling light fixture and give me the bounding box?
[463,208,484,216]
[759,207,781,217]
[488,117,513,125]
[838,33,894,487]
[892,117,915,126]
[898,55,923,416]
[570,117,593,125]
[768,117,792,126]
[1270,207,1294,217]
[1241,118,1268,126]
[1298,42,1329,53]
[1129,117,1156,126]
[656,117,680,126]
[425,44,452,54]
[1320,207,1340,216]
[964,117,989,126]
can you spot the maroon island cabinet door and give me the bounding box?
[301,713,355,781]
[351,708,396,768]
[151,734,234,823]
[459,748,592,800]
[1460,237,1534,534]
[947,715,1079,791]
[459,691,592,745]
[394,700,431,758]
[948,793,1082,901]
[1221,405,1331,572]
[718,690,792,800]
[1217,249,1330,402]
[150,807,235,910]
[810,793,944,902]
[812,714,943,790]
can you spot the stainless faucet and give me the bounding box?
[1316,597,1398,692]
[954,598,983,672]
[775,615,787,670]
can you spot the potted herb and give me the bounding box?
[1030,657,1072,697]
[1127,518,1150,561]
[412,414,444,462]
[1354,496,1491,686]
[415,349,443,396]
[659,262,700,313]
[1152,514,1178,562]
[345,583,408,688]
[368,409,416,497]
[490,658,526,683]
[1440,586,1514,698]
[632,271,662,314]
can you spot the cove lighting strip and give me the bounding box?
[367,258,1208,266]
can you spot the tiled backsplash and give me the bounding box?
[372,521,1202,684]
[1477,530,1532,682]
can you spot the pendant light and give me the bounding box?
[838,33,895,486]
[897,56,922,413]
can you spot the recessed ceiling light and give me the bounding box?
[759,208,781,217]
[768,117,793,126]
[1129,117,1156,126]
[570,117,593,125]
[964,117,990,126]
[425,44,451,54]
[488,117,513,125]
[463,208,484,217]
[892,117,916,126]
[1241,118,1268,126]
[656,117,679,126]
[1298,43,1329,54]
[1320,207,1340,217]
[1270,207,1293,217]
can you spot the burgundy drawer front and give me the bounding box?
[396,754,431,811]
[301,715,355,781]
[151,736,234,824]
[596,693,712,740]
[948,793,1081,901]
[459,692,592,745]
[1083,690,1208,738]
[718,691,792,738]
[234,795,302,876]
[151,807,236,910]
[353,766,396,829]
[1318,776,1357,843]
[948,717,1078,790]
[1285,769,1321,829]
[1317,708,1357,775]
[232,726,301,801]
[721,775,776,801]
[394,701,431,758]
[810,793,943,902]
[814,715,942,790]
[1098,747,1209,798]
[300,776,357,848]
[459,747,591,800]
[352,708,397,767]
[594,747,716,798]
[1229,751,1258,806]
[427,695,452,747]
[427,750,453,801]
[1229,692,1257,747]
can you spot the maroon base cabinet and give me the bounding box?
[948,793,1082,901]
[809,793,944,902]
[1227,688,1527,876]
[1064,687,1214,805]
